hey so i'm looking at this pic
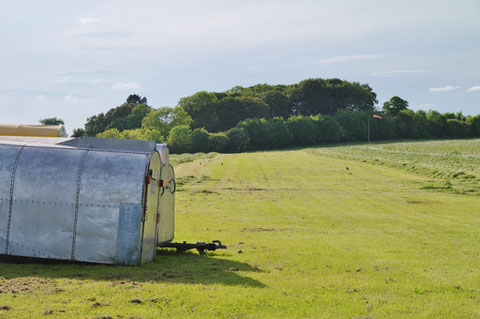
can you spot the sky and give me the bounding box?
[0,0,479,133]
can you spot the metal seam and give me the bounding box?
[138,153,153,260]
[5,145,25,254]
[71,149,89,260]
[0,143,153,155]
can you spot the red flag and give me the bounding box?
[373,114,382,119]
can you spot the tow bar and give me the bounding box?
[158,240,227,255]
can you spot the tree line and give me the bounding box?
[70,79,480,153]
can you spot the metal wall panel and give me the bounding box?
[74,205,119,263]
[74,151,149,263]
[116,203,142,265]
[0,145,22,254]
[8,147,85,259]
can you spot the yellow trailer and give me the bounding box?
[0,124,67,137]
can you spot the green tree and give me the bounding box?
[290,79,331,115]
[290,78,377,116]
[142,106,192,138]
[382,96,409,115]
[178,91,219,131]
[72,128,85,137]
[39,117,64,125]
[216,97,270,132]
[126,94,148,105]
[262,91,290,118]
[85,96,151,136]
[109,103,151,131]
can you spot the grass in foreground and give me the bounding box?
[0,140,479,318]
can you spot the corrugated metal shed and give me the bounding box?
[0,136,174,265]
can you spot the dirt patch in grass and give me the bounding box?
[0,278,57,294]
[193,189,219,195]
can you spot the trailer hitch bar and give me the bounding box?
[158,240,227,255]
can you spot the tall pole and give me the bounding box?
[367,115,371,144]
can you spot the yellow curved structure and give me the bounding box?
[0,124,67,137]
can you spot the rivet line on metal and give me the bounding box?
[5,145,25,254]
[71,149,89,260]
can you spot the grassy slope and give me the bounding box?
[306,139,480,195]
[0,140,479,318]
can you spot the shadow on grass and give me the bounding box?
[0,249,265,288]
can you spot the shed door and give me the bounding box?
[140,152,161,262]
[157,163,175,244]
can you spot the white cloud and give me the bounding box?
[64,94,72,100]
[428,85,461,92]
[110,82,141,90]
[319,54,384,63]
[91,78,104,84]
[371,70,430,77]
[419,103,432,108]
[466,85,480,92]
[79,18,100,24]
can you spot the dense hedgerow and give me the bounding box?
[165,110,480,154]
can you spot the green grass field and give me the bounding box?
[1,139,479,318]
[307,139,480,196]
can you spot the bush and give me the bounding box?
[287,116,316,145]
[97,128,164,142]
[334,110,367,141]
[97,128,122,138]
[265,117,293,149]
[446,119,470,138]
[370,116,395,141]
[191,128,210,153]
[237,118,268,150]
[393,110,417,139]
[468,115,480,137]
[209,133,229,152]
[122,128,164,142]
[427,110,447,138]
[168,125,192,153]
[313,115,341,143]
[226,127,250,152]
